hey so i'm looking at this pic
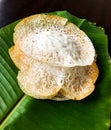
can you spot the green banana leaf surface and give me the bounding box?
[0,11,111,130]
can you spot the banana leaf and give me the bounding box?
[0,11,111,130]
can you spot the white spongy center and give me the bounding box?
[17,60,95,99]
[19,29,95,67]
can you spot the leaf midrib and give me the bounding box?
[0,94,25,129]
